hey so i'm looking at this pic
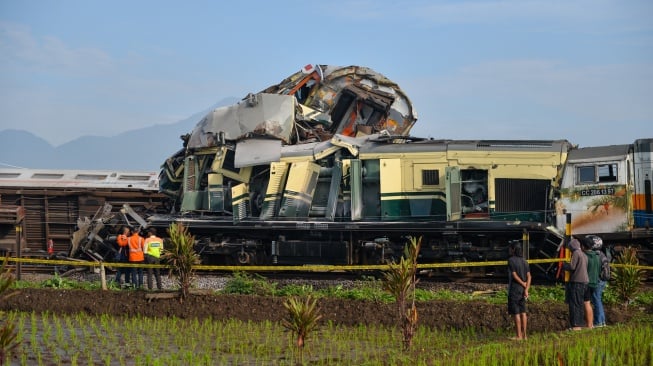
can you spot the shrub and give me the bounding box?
[40,273,77,289]
[611,246,645,307]
[282,295,322,364]
[161,223,200,300]
[382,236,421,350]
[222,272,276,295]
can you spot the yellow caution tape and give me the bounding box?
[2,256,651,272]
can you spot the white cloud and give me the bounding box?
[0,21,114,75]
[0,21,236,145]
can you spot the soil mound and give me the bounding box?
[1,288,634,333]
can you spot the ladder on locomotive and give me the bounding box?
[531,227,565,278]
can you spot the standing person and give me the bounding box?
[144,227,164,290]
[127,227,145,289]
[582,238,598,329]
[114,226,131,287]
[562,237,588,330]
[507,241,531,340]
[587,235,608,327]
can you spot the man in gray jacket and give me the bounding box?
[562,238,588,330]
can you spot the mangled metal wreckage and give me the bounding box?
[64,64,418,265]
[158,64,418,216]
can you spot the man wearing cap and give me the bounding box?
[587,235,608,327]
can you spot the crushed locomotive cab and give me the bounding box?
[159,64,417,213]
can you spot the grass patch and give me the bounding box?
[12,272,653,308]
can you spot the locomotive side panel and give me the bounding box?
[378,158,448,220]
[446,141,569,223]
[633,138,653,229]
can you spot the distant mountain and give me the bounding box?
[0,97,239,171]
[0,130,57,168]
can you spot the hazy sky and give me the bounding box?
[1,0,651,147]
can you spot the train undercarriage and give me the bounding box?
[146,213,565,279]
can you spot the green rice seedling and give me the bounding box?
[0,257,20,366]
[28,312,38,356]
[64,316,79,348]
[0,319,18,366]
[53,314,64,346]
[7,307,651,365]
[40,321,50,346]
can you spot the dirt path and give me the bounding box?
[1,288,636,333]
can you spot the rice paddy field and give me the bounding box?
[3,310,652,365]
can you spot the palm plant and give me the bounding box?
[382,236,422,350]
[161,222,200,300]
[612,246,644,307]
[0,257,20,365]
[282,295,322,364]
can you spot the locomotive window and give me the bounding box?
[577,164,618,184]
[578,166,595,183]
[597,164,618,182]
[422,170,440,185]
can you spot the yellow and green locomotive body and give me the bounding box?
[356,139,570,224]
[152,133,573,272]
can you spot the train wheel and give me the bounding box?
[450,258,467,273]
[236,251,251,265]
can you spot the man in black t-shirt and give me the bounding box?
[507,241,531,340]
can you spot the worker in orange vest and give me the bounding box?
[127,227,145,288]
[114,226,131,287]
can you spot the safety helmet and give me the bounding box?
[585,235,603,250]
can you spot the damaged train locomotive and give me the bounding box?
[71,64,652,276]
[147,64,574,274]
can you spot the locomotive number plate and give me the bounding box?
[579,187,615,196]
